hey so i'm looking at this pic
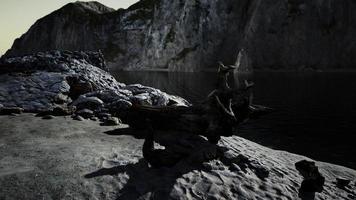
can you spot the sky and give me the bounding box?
[0,0,138,56]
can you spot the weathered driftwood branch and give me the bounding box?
[125,62,272,144]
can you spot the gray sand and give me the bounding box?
[0,114,355,200]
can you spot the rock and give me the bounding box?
[4,1,356,71]
[90,116,99,121]
[76,109,94,119]
[295,160,325,193]
[36,106,74,117]
[253,166,270,180]
[53,93,69,104]
[221,150,239,166]
[42,115,55,120]
[108,99,132,111]
[0,51,190,116]
[229,163,242,172]
[0,107,24,115]
[130,93,153,106]
[66,77,94,99]
[52,106,74,116]
[336,177,351,188]
[73,115,85,121]
[202,160,225,171]
[71,96,104,110]
[97,112,111,119]
[102,117,121,126]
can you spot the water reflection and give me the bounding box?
[112,71,356,169]
[113,71,251,103]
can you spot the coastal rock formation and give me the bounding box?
[0,51,189,117]
[3,0,356,71]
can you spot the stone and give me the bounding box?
[90,116,99,121]
[108,99,132,111]
[295,160,325,193]
[73,115,85,121]
[221,150,239,166]
[97,112,111,119]
[72,96,104,110]
[67,78,94,99]
[103,117,121,126]
[229,163,242,172]
[76,109,94,119]
[253,166,270,180]
[130,93,153,106]
[336,177,351,188]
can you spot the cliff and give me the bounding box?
[3,0,356,71]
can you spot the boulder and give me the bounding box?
[108,99,132,111]
[76,109,94,119]
[295,160,325,192]
[71,96,104,110]
[73,115,85,121]
[102,117,121,126]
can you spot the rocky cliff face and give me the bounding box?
[4,0,356,71]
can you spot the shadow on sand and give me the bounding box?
[85,127,225,199]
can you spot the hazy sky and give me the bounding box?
[0,0,138,55]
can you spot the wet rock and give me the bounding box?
[76,109,94,119]
[295,160,325,193]
[336,177,351,188]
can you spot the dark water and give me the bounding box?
[113,71,356,169]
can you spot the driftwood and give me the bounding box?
[125,63,272,144]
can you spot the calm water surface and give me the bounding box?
[113,71,356,169]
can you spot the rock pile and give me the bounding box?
[0,51,189,124]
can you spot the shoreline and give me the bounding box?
[110,68,356,73]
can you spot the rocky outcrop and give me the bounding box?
[3,0,356,71]
[0,51,189,118]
